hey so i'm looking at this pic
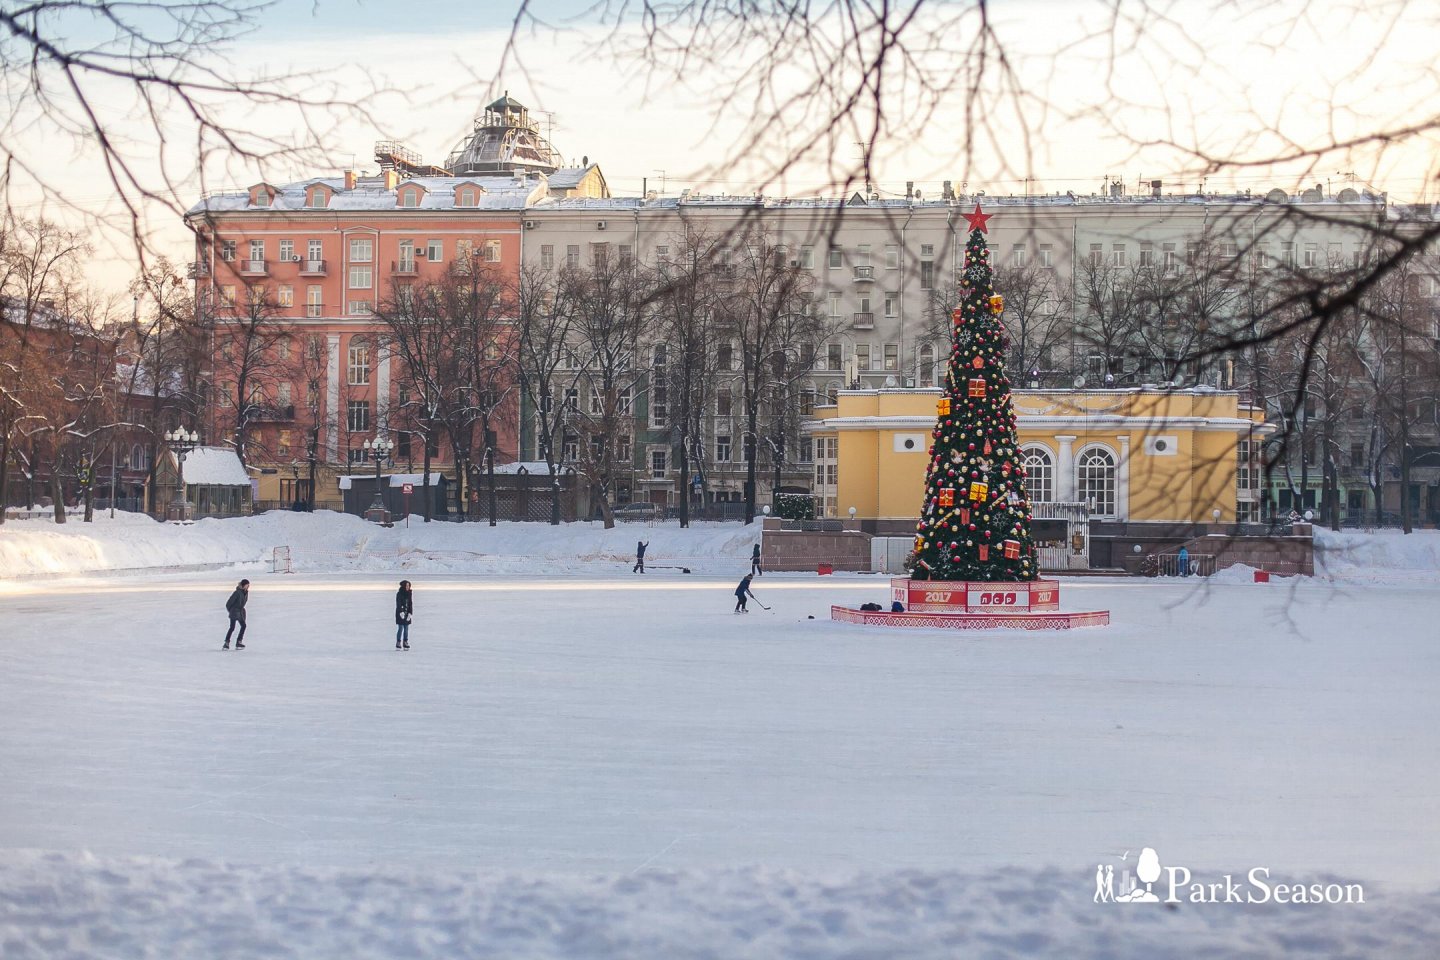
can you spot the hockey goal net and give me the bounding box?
[272,545,294,574]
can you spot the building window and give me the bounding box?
[650,448,667,479]
[825,343,843,371]
[1076,447,1117,517]
[483,239,501,263]
[541,244,554,269]
[800,246,815,269]
[220,240,236,261]
[1303,243,1319,268]
[1282,241,1295,265]
[278,285,293,307]
[401,189,419,208]
[828,246,842,269]
[827,292,842,318]
[1039,244,1053,268]
[716,435,732,462]
[655,245,670,262]
[717,342,733,371]
[918,343,936,387]
[1012,244,1027,267]
[349,265,372,289]
[883,343,898,371]
[1162,243,1178,271]
[717,387,733,417]
[619,244,633,268]
[855,343,871,371]
[220,285,236,306]
[349,238,373,262]
[920,261,935,289]
[347,300,372,316]
[347,342,371,385]
[427,240,443,262]
[856,244,871,267]
[592,243,608,270]
[307,239,323,262]
[1022,446,1054,503]
[1111,244,1126,267]
[457,188,475,207]
[279,240,294,262]
[884,291,898,317]
[1138,242,1153,267]
[885,244,900,269]
[347,400,371,433]
[306,286,322,317]
[566,245,580,268]
[1088,243,1102,266]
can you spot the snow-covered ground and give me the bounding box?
[2,514,1438,956]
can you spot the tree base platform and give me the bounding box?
[830,605,1110,630]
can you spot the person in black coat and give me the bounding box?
[395,580,413,650]
[750,542,763,576]
[223,579,250,649]
[734,573,757,613]
[633,540,649,574]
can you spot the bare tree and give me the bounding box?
[212,286,287,465]
[0,1,379,259]
[515,262,584,524]
[720,232,822,522]
[568,255,648,527]
[650,230,726,526]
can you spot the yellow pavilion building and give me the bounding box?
[806,387,1271,523]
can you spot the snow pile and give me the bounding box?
[1,852,1430,960]
[1208,563,1266,585]
[1314,528,1440,584]
[0,511,759,578]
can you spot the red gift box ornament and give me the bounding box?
[959,507,971,524]
[978,544,990,561]
[968,378,986,398]
[1003,539,1020,560]
[989,294,1004,314]
[983,440,992,455]
[937,397,951,416]
[938,487,956,507]
[969,481,988,502]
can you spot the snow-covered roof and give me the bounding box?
[545,165,597,190]
[188,176,546,215]
[174,446,251,486]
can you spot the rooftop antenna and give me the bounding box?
[855,140,874,196]
[653,169,667,195]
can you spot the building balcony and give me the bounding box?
[853,265,875,283]
[241,259,268,276]
[187,261,209,279]
[251,404,296,422]
[392,260,419,276]
[852,311,874,330]
[299,259,327,276]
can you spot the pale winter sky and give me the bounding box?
[12,0,1440,295]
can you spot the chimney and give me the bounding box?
[1109,180,1123,198]
[1150,179,1162,198]
[942,180,953,201]
[344,170,357,190]
[384,169,399,191]
[905,181,914,199]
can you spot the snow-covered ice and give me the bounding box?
[2,513,1439,956]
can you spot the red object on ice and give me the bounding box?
[818,563,833,575]
[1254,569,1270,583]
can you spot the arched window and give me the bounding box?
[1022,445,1053,504]
[918,343,936,387]
[1076,446,1117,516]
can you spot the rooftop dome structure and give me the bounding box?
[445,92,561,178]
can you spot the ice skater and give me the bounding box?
[633,539,649,574]
[223,579,249,650]
[750,542,763,576]
[734,573,762,613]
[395,579,413,650]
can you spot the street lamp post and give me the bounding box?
[163,426,199,522]
[362,436,394,524]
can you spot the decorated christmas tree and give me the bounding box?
[910,204,1037,581]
